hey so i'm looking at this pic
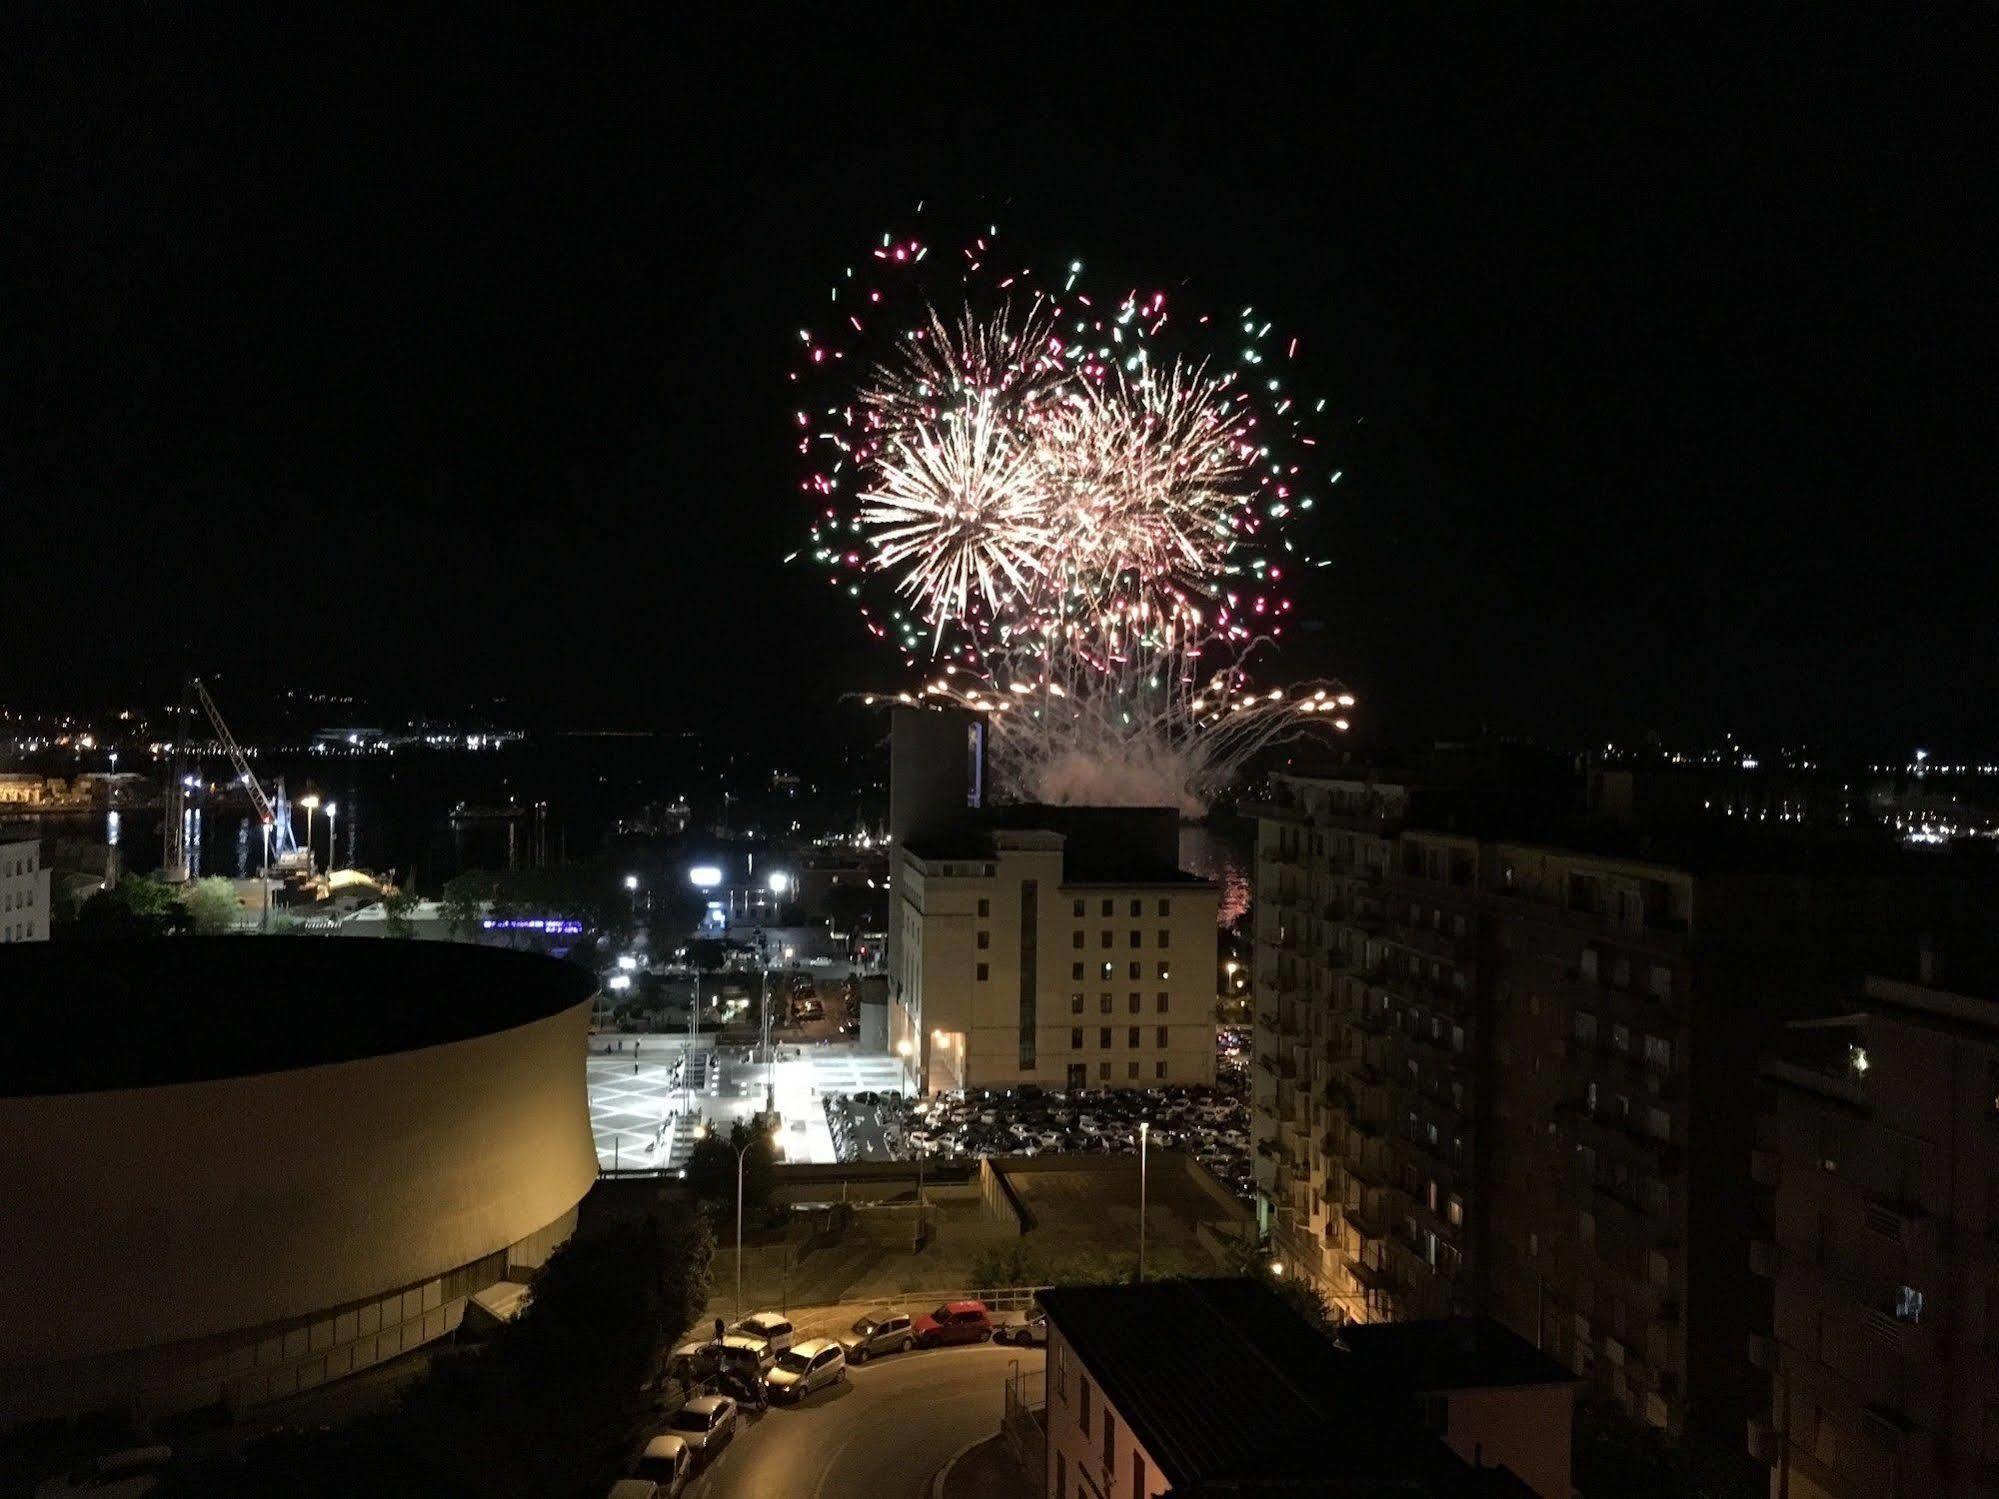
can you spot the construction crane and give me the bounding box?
[160,682,192,883]
[192,677,277,831]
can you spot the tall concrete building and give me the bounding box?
[1,836,50,942]
[885,708,1218,1094]
[1750,959,1999,1497]
[1250,765,1916,1467]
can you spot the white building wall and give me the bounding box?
[901,836,1219,1093]
[1045,1326,1170,1499]
[0,837,51,942]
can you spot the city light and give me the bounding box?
[688,866,722,890]
[623,874,641,891]
[767,870,792,895]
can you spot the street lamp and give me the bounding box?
[1138,1120,1150,1283]
[706,1118,776,1322]
[324,801,337,873]
[299,794,320,873]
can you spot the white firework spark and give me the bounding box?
[857,392,1052,639]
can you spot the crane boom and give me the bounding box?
[191,677,275,827]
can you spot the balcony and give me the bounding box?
[1747,1332,1777,1371]
[1745,1415,1777,1468]
[1749,1238,1780,1278]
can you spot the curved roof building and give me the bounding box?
[0,939,598,1423]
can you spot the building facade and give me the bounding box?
[1750,970,1999,1497]
[1251,768,1908,1467]
[891,822,1218,1094]
[1,836,50,942]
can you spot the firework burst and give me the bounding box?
[797,223,1350,811]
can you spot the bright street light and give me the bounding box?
[299,794,321,872]
[688,866,722,890]
[767,871,791,895]
[1138,1120,1150,1283]
[324,802,337,873]
[624,874,641,891]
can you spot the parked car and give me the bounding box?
[635,1434,693,1495]
[836,1308,914,1363]
[794,997,824,1021]
[766,1337,846,1401]
[716,1332,777,1374]
[992,1310,1048,1347]
[912,1300,993,1348]
[664,1394,738,1457]
[732,1311,794,1358]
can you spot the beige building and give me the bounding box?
[0,939,596,1421]
[1751,964,1999,1497]
[1,836,50,942]
[891,813,1218,1094]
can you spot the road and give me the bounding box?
[687,1342,1040,1499]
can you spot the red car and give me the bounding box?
[911,1300,993,1348]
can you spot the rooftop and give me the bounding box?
[0,938,595,1097]
[1037,1279,1544,1495]
[904,804,1211,887]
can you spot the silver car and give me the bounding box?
[765,1337,845,1401]
[635,1434,692,1495]
[836,1308,914,1363]
[664,1394,737,1458]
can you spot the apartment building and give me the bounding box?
[1,837,50,943]
[1750,961,1999,1497]
[1251,767,1914,1468]
[890,813,1218,1094]
[1251,774,1488,1327]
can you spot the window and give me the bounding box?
[977,931,990,949]
[1100,962,1113,980]
[1611,1022,1631,1053]
[1099,1027,1111,1048]
[1101,931,1113,949]
[976,963,989,981]
[1127,1060,1139,1078]
[1157,1026,1169,1048]
[1158,899,1170,917]
[1079,1375,1091,1435]
[1895,1285,1924,1323]
[1072,931,1084,949]
[1129,930,1141,948]
[1643,1035,1672,1070]
[977,898,990,917]
[1646,1107,1670,1141]
[1575,1012,1598,1045]
[1072,962,1085,980]
[1127,961,1140,980]
[1129,898,1142,918]
[1102,1408,1115,1469]
[1098,1061,1110,1080]
[1128,992,1140,1014]
[1100,994,1112,1013]
[1071,1028,1083,1049]
[1101,899,1113,918]
[1128,1027,1140,1048]
[1157,962,1170,980]
[1132,1452,1145,1499]
[1057,1457,1068,1499]
[1071,993,1084,1014]
[1073,899,1085,918]
[1156,992,1169,1013]
[1157,929,1170,948]
[1155,1060,1166,1079]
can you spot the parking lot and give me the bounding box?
[823,1028,1255,1204]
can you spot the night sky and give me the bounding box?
[8,15,1989,755]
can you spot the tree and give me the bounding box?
[685,1118,778,1222]
[181,877,240,934]
[381,886,420,939]
[439,871,496,939]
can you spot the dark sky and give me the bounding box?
[7,14,1990,755]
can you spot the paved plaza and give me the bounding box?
[587,1039,905,1172]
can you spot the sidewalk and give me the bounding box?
[938,1434,1035,1499]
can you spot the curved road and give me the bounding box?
[688,1343,1042,1499]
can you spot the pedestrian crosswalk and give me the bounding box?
[808,1052,908,1096]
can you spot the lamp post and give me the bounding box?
[1138,1120,1150,1283]
[708,1119,773,1322]
[298,794,321,873]
[324,801,337,874]
[259,818,272,931]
